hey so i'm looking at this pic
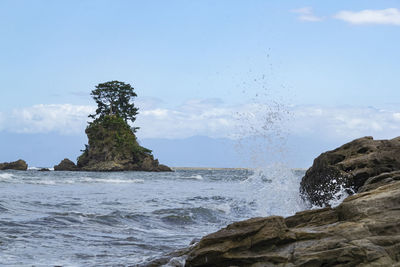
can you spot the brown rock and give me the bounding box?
[0,159,28,170]
[54,158,78,171]
[300,136,400,206]
[183,180,400,267]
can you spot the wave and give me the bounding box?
[0,173,14,179]
[78,178,145,184]
[180,174,203,180]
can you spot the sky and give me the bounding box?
[1,0,400,168]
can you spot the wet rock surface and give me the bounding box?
[300,136,400,206]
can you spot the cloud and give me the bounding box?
[1,104,95,135]
[291,7,323,22]
[1,101,400,144]
[334,8,400,25]
[290,105,400,141]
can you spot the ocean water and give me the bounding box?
[0,167,306,266]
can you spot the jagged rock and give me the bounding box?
[38,168,50,172]
[54,158,78,171]
[183,180,400,266]
[0,159,28,170]
[77,115,172,172]
[300,136,400,206]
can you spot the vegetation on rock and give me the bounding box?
[89,80,139,132]
[77,81,171,172]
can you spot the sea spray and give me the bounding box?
[241,164,307,217]
[230,67,306,217]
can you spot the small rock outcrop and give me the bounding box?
[77,115,172,172]
[54,158,79,171]
[300,136,400,206]
[0,159,28,170]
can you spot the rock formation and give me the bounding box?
[54,158,79,171]
[183,180,400,266]
[0,159,28,170]
[76,115,171,172]
[144,136,400,266]
[300,136,400,206]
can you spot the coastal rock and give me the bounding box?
[38,168,50,172]
[77,115,172,172]
[300,136,400,206]
[143,136,400,266]
[0,159,28,170]
[183,180,400,266]
[54,158,78,171]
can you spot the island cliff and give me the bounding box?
[76,115,171,171]
[145,136,400,266]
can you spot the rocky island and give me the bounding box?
[0,159,28,170]
[147,136,400,266]
[54,81,171,172]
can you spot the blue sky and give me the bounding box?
[1,1,400,167]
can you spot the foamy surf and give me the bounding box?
[0,173,14,180]
[181,174,204,180]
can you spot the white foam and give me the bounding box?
[328,185,354,208]
[182,175,203,180]
[79,178,145,184]
[28,167,40,170]
[0,173,15,180]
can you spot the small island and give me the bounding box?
[54,81,171,172]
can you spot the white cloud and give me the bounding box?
[334,8,400,25]
[291,7,323,22]
[1,104,95,135]
[1,102,400,143]
[290,105,400,141]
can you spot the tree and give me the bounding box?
[89,81,139,129]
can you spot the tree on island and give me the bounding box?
[74,80,171,172]
[89,80,139,132]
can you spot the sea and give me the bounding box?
[0,166,307,266]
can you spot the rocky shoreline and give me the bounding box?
[53,157,172,172]
[146,136,400,266]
